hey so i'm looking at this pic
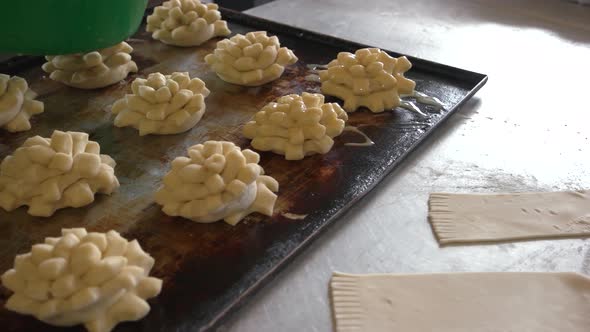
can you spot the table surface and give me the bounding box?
[220,0,590,331]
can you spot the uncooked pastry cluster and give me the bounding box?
[205,31,298,86]
[1,228,162,332]
[0,74,44,132]
[42,42,138,89]
[111,72,210,136]
[155,140,279,225]
[147,0,231,46]
[319,48,415,113]
[0,131,120,217]
[243,93,348,160]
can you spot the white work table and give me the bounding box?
[222,0,590,331]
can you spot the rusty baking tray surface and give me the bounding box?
[0,7,487,332]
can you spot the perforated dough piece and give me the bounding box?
[42,42,138,89]
[0,74,44,132]
[155,140,279,225]
[1,228,162,332]
[111,72,210,136]
[330,272,590,332]
[243,92,348,160]
[428,190,590,244]
[0,130,120,217]
[319,48,415,113]
[146,0,230,46]
[204,31,298,86]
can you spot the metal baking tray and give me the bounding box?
[0,5,487,332]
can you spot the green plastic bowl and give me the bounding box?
[0,0,148,55]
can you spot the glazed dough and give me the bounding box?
[319,48,415,112]
[155,140,279,225]
[330,272,590,332]
[0,131,120,217]
[111,72,210,136]
[428,190,590,244]
[42,42,138,89]
[204,31,298,86]
[0,74,44,132]
[243,92,348,160]
[1,228,162,332]
[147,0,230,46]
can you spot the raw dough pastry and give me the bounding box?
[111,72,210,136]
[330,272,590,332]
[204,31,298,86]
[1,228,162,332]
[243,92,348,160]
[155,140,279,225]
[42,42,138,89]
[0,131,120,217]
[0,74,44,132]
[319,48,415,113]
[428,190,590,244]
[147,0,231,46]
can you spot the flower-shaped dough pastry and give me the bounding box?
[0,74,44,132]
[0,131,120,217]
[42,42,138,89]
[243,93,348,160]
[204,31,298,86]
[1,228,162,332]
[155,140,279,225]
[319,48,416,113]
[147,0,231,46]
[111,72,210,136]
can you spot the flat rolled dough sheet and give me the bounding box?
[428,190,590,244]
[330,272,590,332]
